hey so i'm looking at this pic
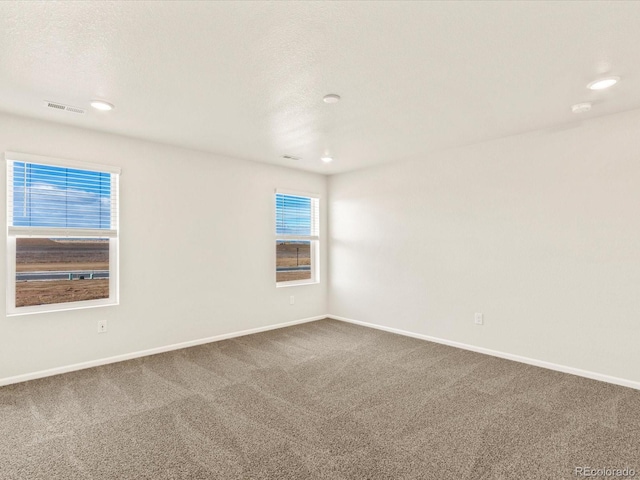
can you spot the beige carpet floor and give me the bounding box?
[0,318,639,479]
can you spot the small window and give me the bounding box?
[275,190,319,286]
[5,152,120,315]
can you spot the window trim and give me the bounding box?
[5,151,121,175]
[5,152,120,316]
[275,189,320,287]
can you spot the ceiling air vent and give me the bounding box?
[282,155,301,161]
[44,101,86,115]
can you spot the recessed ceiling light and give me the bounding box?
[587,77,620,91]
[90,100,115,111]
[321,156,333,163]
[323,94,341,104]
[571,102,592,114]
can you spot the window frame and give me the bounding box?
[275,189,320,288]
[5,152,120,316]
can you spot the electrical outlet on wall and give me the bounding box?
[474,313,483,325]
[98,319,108,333]
[290,296,295,305]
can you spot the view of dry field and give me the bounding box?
[16,279,109,308]
[16,238,109,307]
[276,241,311,282]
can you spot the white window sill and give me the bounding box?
[7,299,118,317]
[276,280,319,288]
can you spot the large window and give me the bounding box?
[275,190,319,286]
[6,152,120,315]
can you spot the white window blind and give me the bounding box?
[7,155,119,238]
[275,192,319,240]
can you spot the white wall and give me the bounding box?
[4,105,640,386]
[0,112,327,382]
[329,108,640,384]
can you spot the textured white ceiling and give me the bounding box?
[0,1,639,174]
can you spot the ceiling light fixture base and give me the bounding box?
[323,94,341,104]
[587,77,620,91]
[571,102,592,114]
[90,100,115,111]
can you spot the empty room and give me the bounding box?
[1,1,639,479]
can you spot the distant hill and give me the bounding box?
[15,238,60,247]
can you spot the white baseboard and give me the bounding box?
[6,313,638,391]
[328,314,640,391]
[0,314,327,387]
